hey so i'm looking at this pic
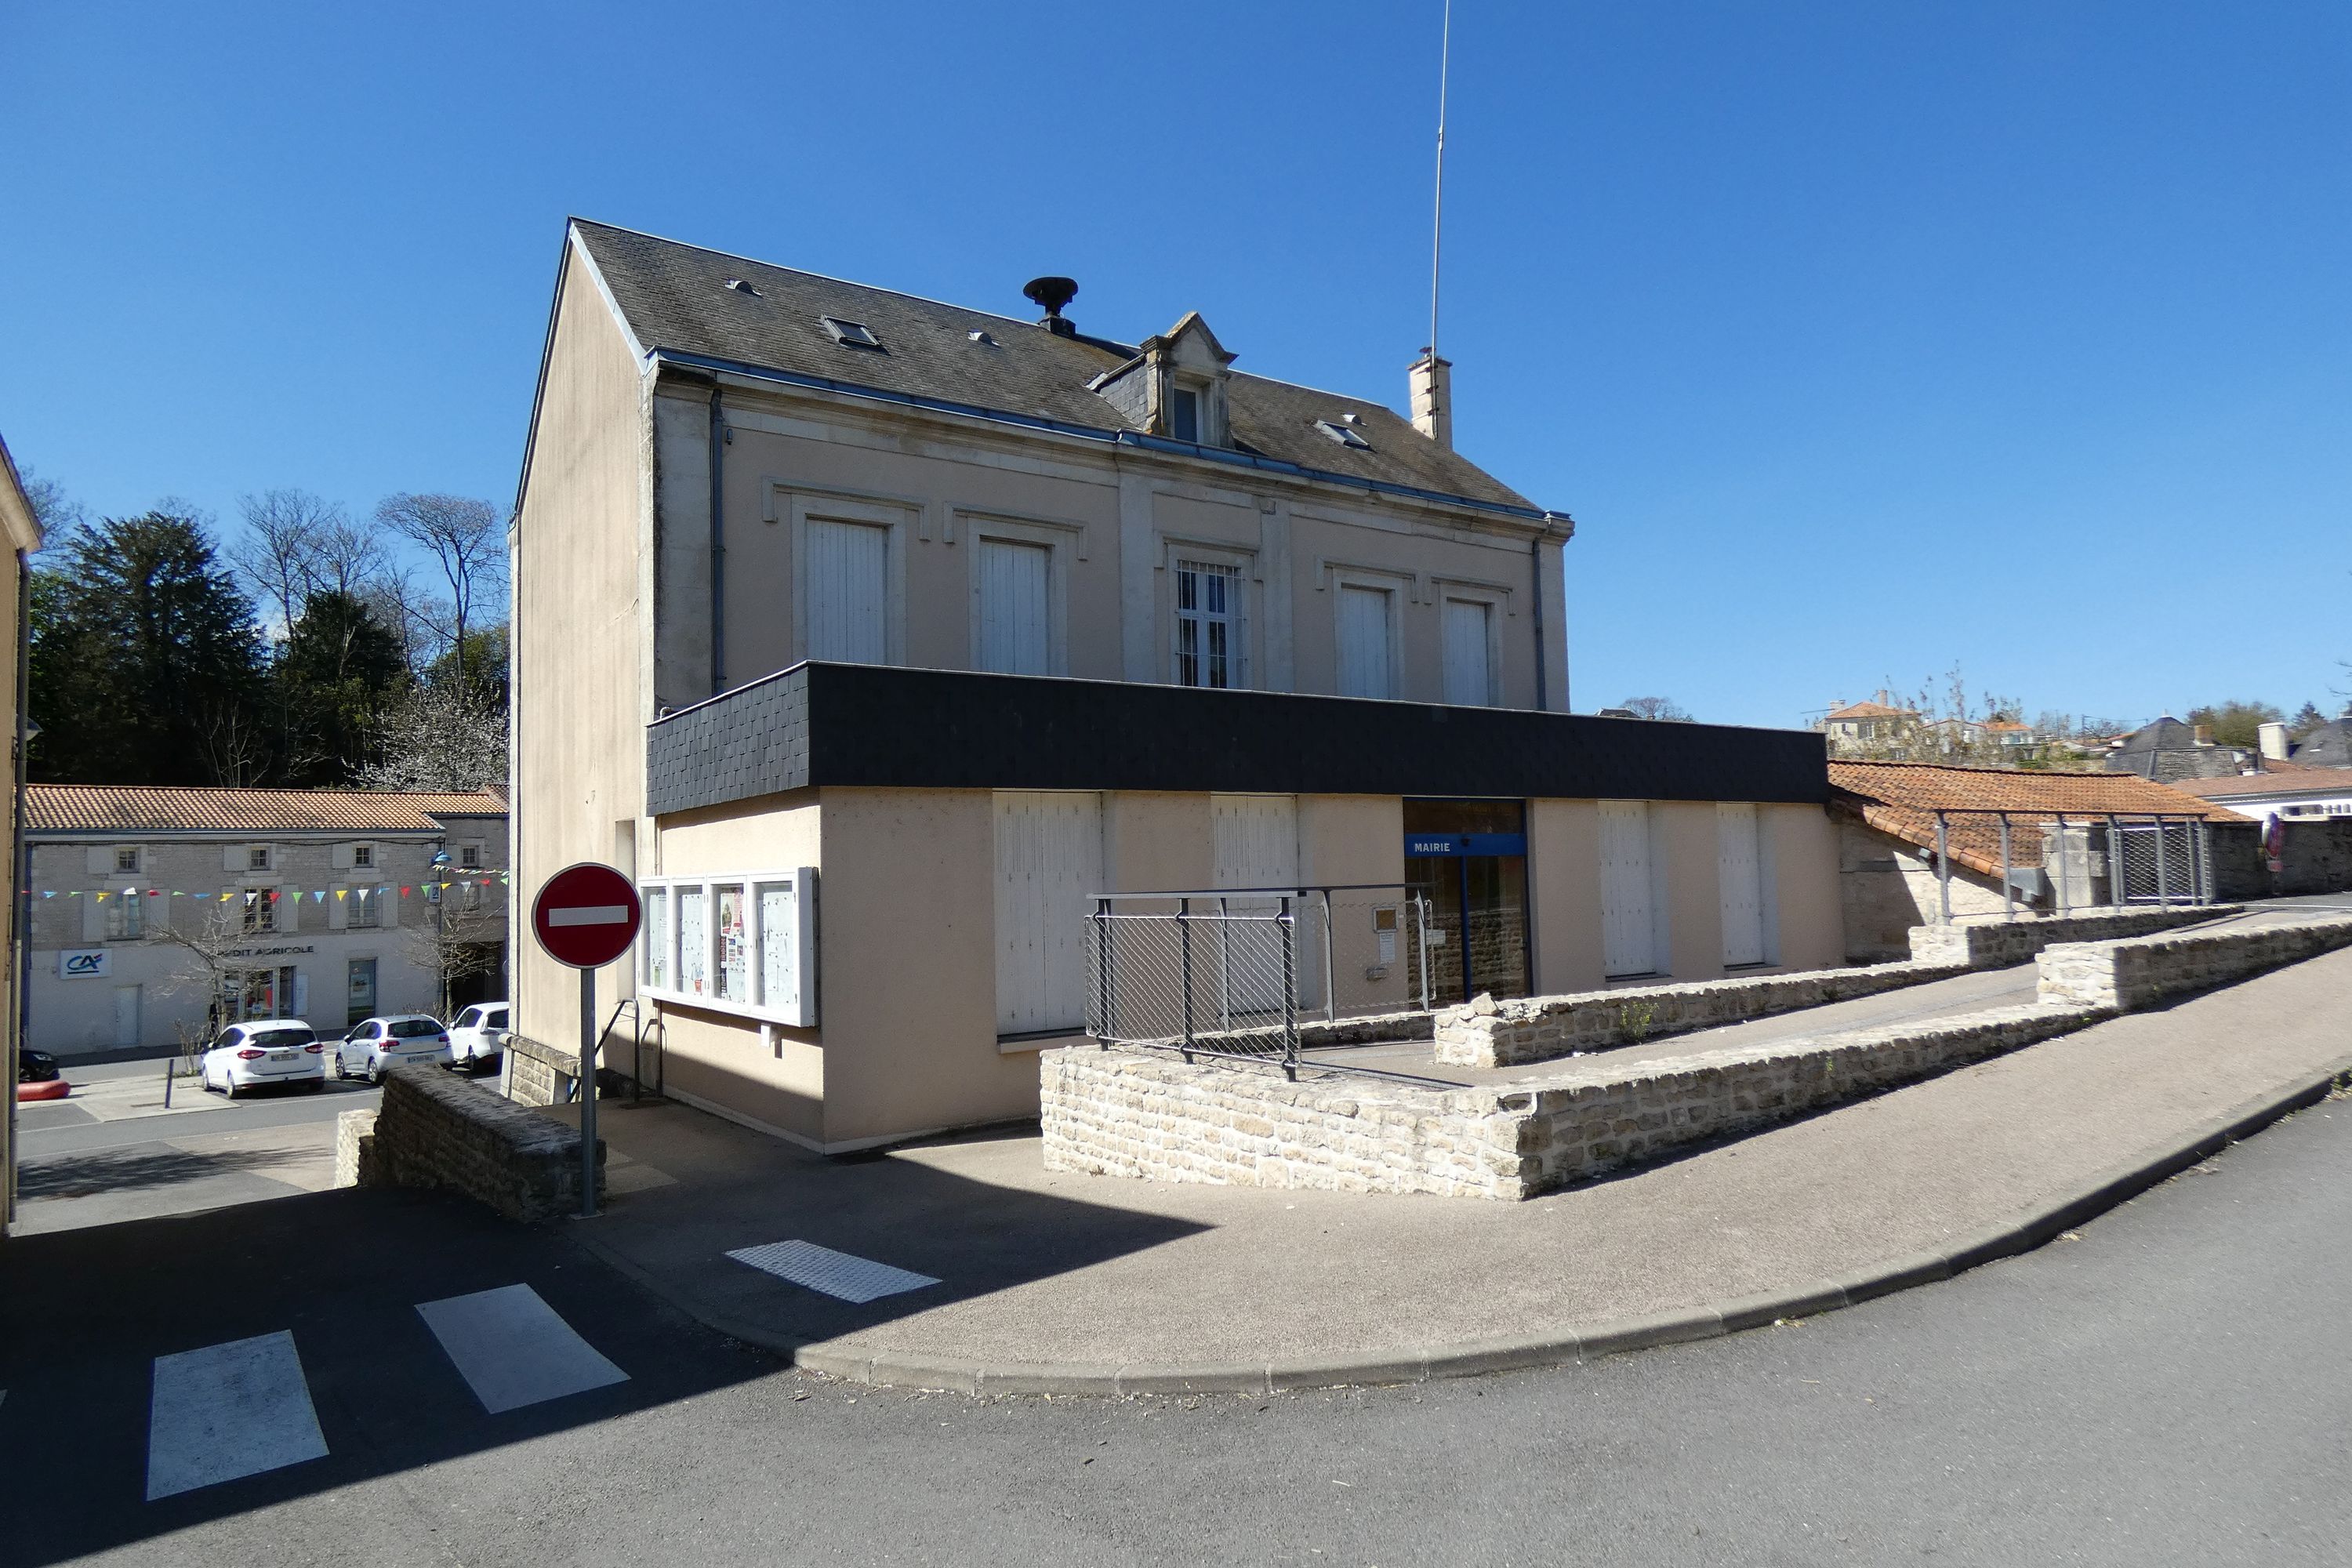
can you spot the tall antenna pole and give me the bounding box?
[1428,0,1453,360]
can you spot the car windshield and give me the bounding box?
[388,1018,445,1038]
[249,1028,314,1049]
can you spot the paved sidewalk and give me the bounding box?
[561,946,2352,1390]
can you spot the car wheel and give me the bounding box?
[367,1058,383,1085]
[225,1076,243,1101]
[334,1054,350,1081]
[304,1079,326,1094]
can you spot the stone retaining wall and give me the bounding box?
[1907,904,2239,971]
[2037,914,2352,1011]
[1047,1000,2104,1201]
[342,1064,603,1221]
[1047,913,2352,1203]
[1432,962,1966,1070]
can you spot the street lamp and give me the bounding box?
[430,848,452,1018]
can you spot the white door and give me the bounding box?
[1336,585,1393,699]
[993,792,1103,1034]
[804,517,887,663]
[1599,800,1657,978]
[113,984,143,1049]
[976,538,1051,675]
[1212,796,1301,1012]
[1442,598,1492,706]
[1718,804,1766,967]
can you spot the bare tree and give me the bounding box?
[147,898,258,1058]
[194,699,269,786]
[308,514,390,600]
[354,677,507,793]
[408,891,504,1020]
[231,489,341,636]
[1619,695,1693,722]
[373,494,506,682]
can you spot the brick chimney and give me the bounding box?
[1409,352,1452,449]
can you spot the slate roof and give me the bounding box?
[2289,717,2352,769]
[2169,770,2352,800]
[569,220,1541,515]
[1829,760,2247,875]
[27,786,506,835]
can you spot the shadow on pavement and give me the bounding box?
[16,1143,314,1199]
[0,1132,1203,1566]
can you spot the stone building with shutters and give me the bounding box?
[512,220,1850,1152]
[24,786,507,1058]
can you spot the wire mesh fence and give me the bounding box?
[1899,809,2218,921]
[1084,886,1435,1078]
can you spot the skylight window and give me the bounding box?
[820,318,884,350]
[1315,419,1372,450]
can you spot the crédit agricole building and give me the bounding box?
[511,220,1841,1152]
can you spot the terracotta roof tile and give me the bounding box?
[1828,760,2249,877]
[27,785,506,835]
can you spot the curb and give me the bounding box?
[590,1054,2352,1399]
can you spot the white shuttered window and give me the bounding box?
[1599,800,1658,978]
[1718,803,1767,967]
[1442,598,1493,706]
[977,538,1051,675]
[993,792,1103,1035]
[804,518,887,663]
[1336,584,1393,699]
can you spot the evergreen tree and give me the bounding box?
[274,590,411,786]
[28,512,269,785]
[2288,700,2329,738]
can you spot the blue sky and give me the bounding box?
[5,2,2346,728]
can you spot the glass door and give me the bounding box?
[1403,799,1531,1006]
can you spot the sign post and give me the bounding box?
[530,862,642,1218]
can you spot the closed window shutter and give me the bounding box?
[804,518,887,662]
[224,846,245,873]
[85,846,110,876]
[328,885,349,931]
[82,893,104,942]
[381,884,400,928]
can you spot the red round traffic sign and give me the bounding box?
[532,862,643,970]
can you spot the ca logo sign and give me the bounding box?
[63,952,106,977]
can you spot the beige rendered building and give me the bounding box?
[2,437,45,1232]
[512,221,1846,1152]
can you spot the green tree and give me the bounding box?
[2288,701,2329,738]
[2183,699,2282,751]
[29,512,268,785]
[274,590,411,786]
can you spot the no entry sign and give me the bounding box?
[532,862,642,970]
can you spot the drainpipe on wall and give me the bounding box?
[1529,534,1548,713]
[9,550,31,1229]
[708,383,727,697]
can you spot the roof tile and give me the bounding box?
[27,785,506,835]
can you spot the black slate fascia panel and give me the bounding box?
[645,663,1829,817]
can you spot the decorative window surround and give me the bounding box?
[1160,537,1256,689]
[638,869,819,1029]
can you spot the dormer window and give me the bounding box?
[1170,387,1201,443]
[820,318,884,350]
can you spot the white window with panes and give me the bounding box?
[1173,559,1241,689]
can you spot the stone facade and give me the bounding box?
[1430,961,1967,1070]
[1905,904,2238,971]
[2036,914,2352,1011]
[349,1063,602,1221]
[332,1106,379,1188]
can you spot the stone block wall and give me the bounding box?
[1907,904,2239,971]
[332,1107,379,1189]
[2036,914,2352,1011]
[1047,998,2104,1201]
[354,1064,603,1221]
[1431,961,1966,1070]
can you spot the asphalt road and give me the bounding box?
[3,1088,2347,1566]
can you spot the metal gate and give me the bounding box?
[2109,817,2210,906]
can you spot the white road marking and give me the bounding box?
[416,1284,629,1414]
[726,1240,941,1304]
[547,906,629,927]
[146,1331,328,1501]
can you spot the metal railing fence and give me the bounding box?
[1919,810,2216,923]
[1085,885,1434,1079]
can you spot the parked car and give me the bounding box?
[201,1020,327,1098]
[446,1002,509,1073]
[18,1047,59,1083]
[335,1015,453,1083]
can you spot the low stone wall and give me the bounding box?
[347,1064,603,1221]
[2037,914,2352,1011]
[1047,1000,2104,1201]
[1432,962,1965,1070]
[1907,904,2240,971]
[501,1031,577,1109]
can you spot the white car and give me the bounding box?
[201,1019,328,1098]
[335,1014,453,1083]
[447,1002,509,1073]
